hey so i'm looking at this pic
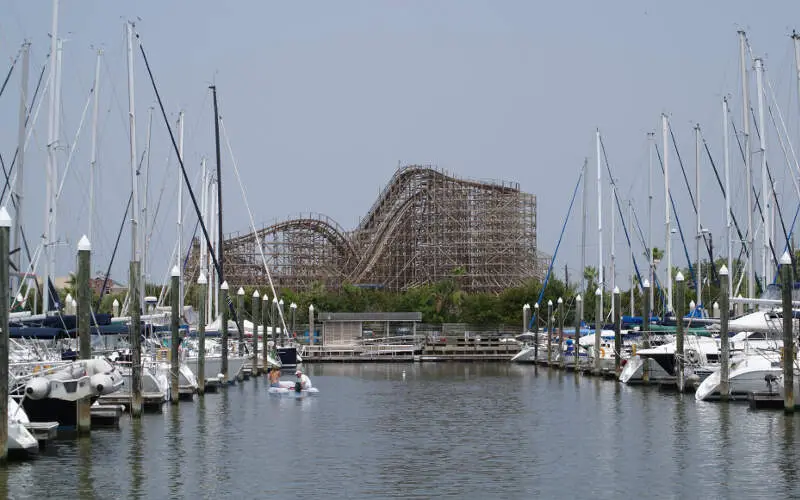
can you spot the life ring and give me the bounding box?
[599,347,606,358]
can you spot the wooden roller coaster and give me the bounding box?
[185,165,545,293]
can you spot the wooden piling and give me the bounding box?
[557,298,564,368]
[675,272,685,392]
[642,279,651,383]
[781,252,794,412]
[574,295,582,372]
[130,260,142,417]
[220,281,229,382]
[0,207,11,460]
[268,293,269,374]
[719,266,730,401]
[613,287,621,376]
[546,300,553,365]
[237,287,245,357]
[533,303,539,362]
[197,272,207,396]
[252,290,260,374]
[170,266,180,404]
[523,303,530,335]
[309,303,315,348]
[594,287,601,375]
[77,235,92,433]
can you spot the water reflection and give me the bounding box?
[129,419,143,499]
[77,437,94,500]
[167,405,183,498]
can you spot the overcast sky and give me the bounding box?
[1,0,800,295]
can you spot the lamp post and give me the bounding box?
[290,302,297,342]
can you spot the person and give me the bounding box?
[295,370,312,390]
[268,368,281,387]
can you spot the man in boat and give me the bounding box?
[295,370,312,391]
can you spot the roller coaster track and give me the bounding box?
[214,165,539,292]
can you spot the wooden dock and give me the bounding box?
[303,337,522,363]
[91,405,123,428]
[23,421,58,448]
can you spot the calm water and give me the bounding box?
[0,363,798,499]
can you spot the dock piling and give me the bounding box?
[220,281,229,383]
[574,295,582,373]
[546,300,553,365]
[130,260,142,417]
[533,303,539,362]
[557,298,564,368]
[642,279,651,383]
[262,294,269,372]
[594,287,601,375]
[309,304,315,349]
[237,287,245,356]
[675,272,685,392]
[781,252,794,412]
[613,287,621,377]
[197,272,207,395]
[252,290,260,374]
[0,207,11,460]
[77,235,92,433]
[719,266,730,401]
[170,266,180,404]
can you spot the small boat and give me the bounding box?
[8,397,38,458]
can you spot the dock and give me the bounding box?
[91,404,123,428]
[23,421,58,448]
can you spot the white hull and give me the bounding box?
[184,355,248,382]
[8,398,37,455]
[695,352,787,401]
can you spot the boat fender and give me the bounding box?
[294,381,302,393]
[25,377,51,400]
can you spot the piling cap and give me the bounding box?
[719,265,728,276]
[253,290,260,298]
[273,296,278,303]
[643,279,650,288]
[171,265,180,277]
[689,300,696,309]
[534,302,539,309]
[595,287,601,296]
[262,293,269,301]
[675,271,684,282]
[15,293,23,302]
[557,297,563,304]
[290,302,297,309]
[65,293,73,302]
[71,299,77,307]
[547,300,553,306]
[197,271,207,285]
[780,251,792,266]
[523,303,530,310]
[279,298,284,305]
[309,304,315,311]
[220,281,229,290]
[112,299,120,307]
[576,294,582,302]
[237,287,245,296]
[613,286,620,294]
[713,301,719,308]
[0,206,11,228]
[77,235,91,252]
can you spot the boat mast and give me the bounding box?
[12,41,30,292]
[596,129,604,318]
[695,124,702,308]
[648,131,654,313]
[141,106,153,306]
[200,157,208,319]
[793,31,800,252]
[88,49,101,246]
[211,86,224,299]
[754,57,770,285]
[44,0,59,313]
[723,98,733,299]
[629,200,634,317]
[580,158,588,294]
[177,111,185,317]
[662,113,672,314]
[738,30,755,303]
[610,181,616,320]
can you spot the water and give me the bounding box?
[1,363,799,499]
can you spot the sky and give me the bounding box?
[1,0,800,295]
